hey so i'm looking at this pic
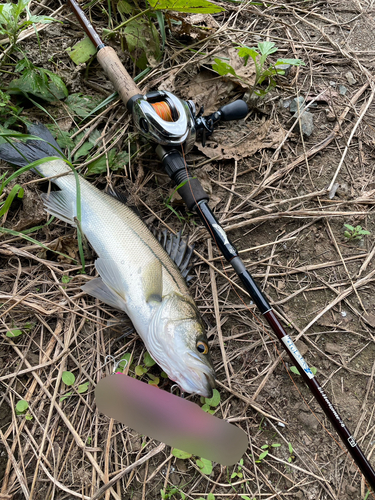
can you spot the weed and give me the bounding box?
[171,448,213,475]
[290,365,317,376]
[102,0,223,71]
[8,56,68,102]
[212,41,305,97]
[343,224,370,241]
[255,442,281,463]
[200,388,220,414]
[230,458,244,480]
[0,89,23,129]
[160,485,186,500]
[0,0,56,48]
[287,442,295,463]
[15,399,32,419]
[60,371,89,401]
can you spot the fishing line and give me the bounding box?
[151,102,174,122]
[178,140,375,497]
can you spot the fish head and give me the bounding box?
[148,293,215,398]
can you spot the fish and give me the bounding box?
[0,123,215,398]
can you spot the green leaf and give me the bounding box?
[275,58,305,67]
[147,0,224,13]
[61,275,71,284]
[148,377,159,386]
[8,67,67,102]
[27,15,57,24]
[6,328,23,338]
[78,382,89,393]
[25,413,33,420]
[258,41,278,57]
[144,351,156,367]
[123,17,161,70]
[240,496,253,500]
[16,400,29,413]
[237,46,259,66]
[257,450,269,461]
[0,183,24,217]
[156,10,166,50]
[60,391,72,402]
[161,371,168,378]
[66,36,97,64]
[205,388,220,407]
[62,371,76,386]
[196,457,213,475]
[344,231,351,238]
[74,141,95,161]
[212,58,236,77]
[118,353,132,371]
[290,366,300,375]
[231,472,238,478]
[65,93,101,119]
[207,494,215,500]
[260,444,269,449]
[171,448,192,459]
[311,366,317,375]
[0,4,13,25]
[135,365,147,376]
[344,224,355,231]
[288,442,293,454]
[86,149,117,175]
[271,443,281,447]
[201,403,211,413]
[117,0,135,18]
[13,0,32,18]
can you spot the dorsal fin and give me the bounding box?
[152,229,195,281]
[106,186,143,219]
[107,186,128,205]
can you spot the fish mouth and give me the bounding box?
[180,352,216,398]
[202,372,216,399]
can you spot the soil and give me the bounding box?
[1,1,375,499]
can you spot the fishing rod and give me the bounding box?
[66,0,375,490]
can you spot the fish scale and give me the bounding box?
[42,159,188,297]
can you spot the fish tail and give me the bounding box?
[0,123,63,166]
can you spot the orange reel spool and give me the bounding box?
[151,101,174,122]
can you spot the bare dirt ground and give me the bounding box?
[1,0,375,499]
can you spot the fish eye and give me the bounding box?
[196,341,208,355]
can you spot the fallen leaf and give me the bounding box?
[38,236,79,263]
[185,69,237,113]
[196,119,287,160]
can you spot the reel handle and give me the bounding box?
[219,99,248,121]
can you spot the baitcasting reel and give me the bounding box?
[129,90,249,152]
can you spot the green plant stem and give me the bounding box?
[112,8,152,31]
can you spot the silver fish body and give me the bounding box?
[36,159,215,397]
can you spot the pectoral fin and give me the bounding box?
[143,260,163,303]
[81,277,127,311]
[94,258,128,305]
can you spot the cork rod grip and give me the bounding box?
[97,46,142,106]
